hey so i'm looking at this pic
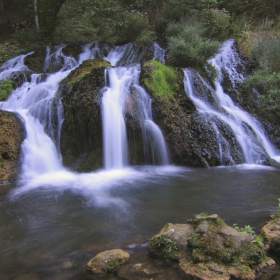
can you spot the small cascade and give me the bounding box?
[102,45,169,169]
[184,39,279,165]
[0,46,79,181]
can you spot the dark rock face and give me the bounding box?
[0,110,25,182]
[24,47,46,73]
[60,59,111,172]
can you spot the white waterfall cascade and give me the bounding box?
[0,47,78,181]
[0,41,170,182]
[102,48,169,169]
[184,39,279,164]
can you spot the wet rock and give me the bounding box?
[24,47,46,73]
[149,214,274,280]
[60,58,111,172]
[261,217,280,256]
[14,273,39,280]
[117,262,160,279]
[0,110,25,182]
[86,249,130,275]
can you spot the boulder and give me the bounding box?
[149,214,275,280]
[0,110,25,182]
[86,249,129,275]
[60,58,111,172]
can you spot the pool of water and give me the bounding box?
[1,165,280,279]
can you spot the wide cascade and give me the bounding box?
[0,41,169,182]
[184,39,279,165]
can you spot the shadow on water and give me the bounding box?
[1,165,280,279]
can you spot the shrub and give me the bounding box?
[166,19,220,67]
[0,80,13,101]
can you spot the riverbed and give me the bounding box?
[1,164,280,279]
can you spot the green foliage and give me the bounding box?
[199,212,208,217]
[270,198,280,219]
[0,80,13,101]
[200,9,231,40]
[150,234,179,260]
[144,60,177,99]
[166,18,220,67]
[251,234,264,248]
[53,0,148,44]
[232,224,255,234]
[0,42,27,64]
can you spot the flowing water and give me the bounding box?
[184,39,279,165]
[1,40,280,279]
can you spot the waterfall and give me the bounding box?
[0,46,78,181]
[0,41,170,180]
[102,43,169,169]
[184,39,279,165]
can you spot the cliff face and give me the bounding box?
[0,110,25,182]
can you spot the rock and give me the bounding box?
[117,262,160,279]
[261,217,280,256]
[60,58,111,172]
[262,217,280,240]
[86,249,130,275]
[149,214,274,280]
[14,273,39,280]
[0,110,25,182]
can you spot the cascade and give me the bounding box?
[184,39,279,165]
[0,41,170,180]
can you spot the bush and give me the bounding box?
[166,19,220,67]
[0,80,13,101]
[251,37,280,73]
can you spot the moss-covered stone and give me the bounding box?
[149,214,274,280]
[143,60,178,99]
[0,79,13,101]
[66,58,111,88]
[60,58,111,172]
[0,110,25,182]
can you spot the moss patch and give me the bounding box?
[67,58,111,87]
[0,79,13,101]
[143,60,178,99]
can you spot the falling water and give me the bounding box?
[0,47,77,181]
[184,39,279,165]
[102,44,169,169]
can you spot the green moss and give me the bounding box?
[103,258,122,273]
[144,60,178,99]
[0,79,13,101]
[67,58,111,87]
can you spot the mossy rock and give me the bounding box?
[0,79,13,101]
[269,235,280,257]
[149,214,273,280]
[142,60,178,99]
[66,58,111,87]
[86,249,130,275]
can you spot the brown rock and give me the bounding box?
[0,110,25,182]
[86,249,129,275]
[261,217,280,240]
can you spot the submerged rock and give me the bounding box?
[86,249,129,275]
[0,110,25,182]
[149,214,275,280]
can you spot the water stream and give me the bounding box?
[1,40,280,279]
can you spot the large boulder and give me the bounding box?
[261,217,280,257]
[60,58,111,172]
[0,110,25,182]
[149,214,275,280]
[86,249,129,275]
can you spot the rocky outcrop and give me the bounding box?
[149,214,275,280]
[86,249,129,275]
[0,110,25,182]
[261,217,280,257]
[60,58,111,172]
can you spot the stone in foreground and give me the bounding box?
[149,214,275,280]
[86,249,129,275]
